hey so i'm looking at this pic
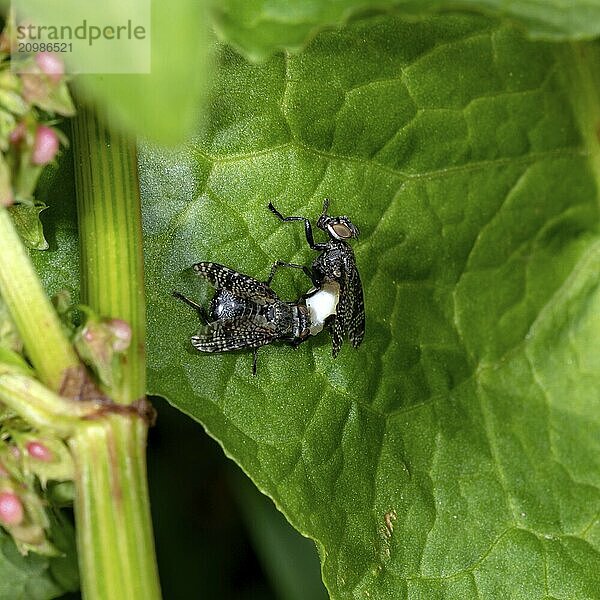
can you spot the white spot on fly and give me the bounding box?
[305,282,340,335]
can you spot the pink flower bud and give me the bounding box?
[35,52,64,84]
[108,318,132,352]
[26,441,53,462]
[0,492,24,525]
[31,126,59,165]
[9,122,26,145]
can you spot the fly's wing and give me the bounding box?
[331,258,365,356]
[346,265,365,348]
[191,317,278,353]
[331,322,344,358]
[193,262,277,303]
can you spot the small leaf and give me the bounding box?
[72,313,131,390]
[0,531,74,599]
[0,89,28,117]
[20,73,75,117]
[7,202,48,250]
[16,434,74,488]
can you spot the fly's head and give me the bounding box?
[316,198,360,242]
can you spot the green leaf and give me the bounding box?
[229,467,328,600]
[210,0,600,60]
[0,521,78,600]
[137,14,600,599]
[29,146,80,298]
[30,10,600,600]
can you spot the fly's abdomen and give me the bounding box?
[305,281,340,335]
[264,302,295,338]
[292,305,311,343]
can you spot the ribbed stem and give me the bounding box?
[71,108,161,599]
[69,415,161,600]
[72,108,146,405]
[0,207,81,391]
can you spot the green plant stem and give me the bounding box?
[0,206,81,391]
[69,415,160,600]
[71,108,161,599]
[72,107,146,405]
[0,371,94,436]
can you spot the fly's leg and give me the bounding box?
[266,260,316,287]
[172,291,210,324]
[268,202,327,251]
[172,291,203,313]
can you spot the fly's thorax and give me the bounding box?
[305,281,340,335]
[312,242,353,281]
[210,289,275,323]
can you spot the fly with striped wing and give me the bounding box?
[173,262,339,375]
[268,199,365,357]
[173,200,364,373]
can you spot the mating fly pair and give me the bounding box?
[173,200,365,374]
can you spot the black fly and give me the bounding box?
[173,199,364,374]
[268,198,365,357]
[173,262,332,375]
